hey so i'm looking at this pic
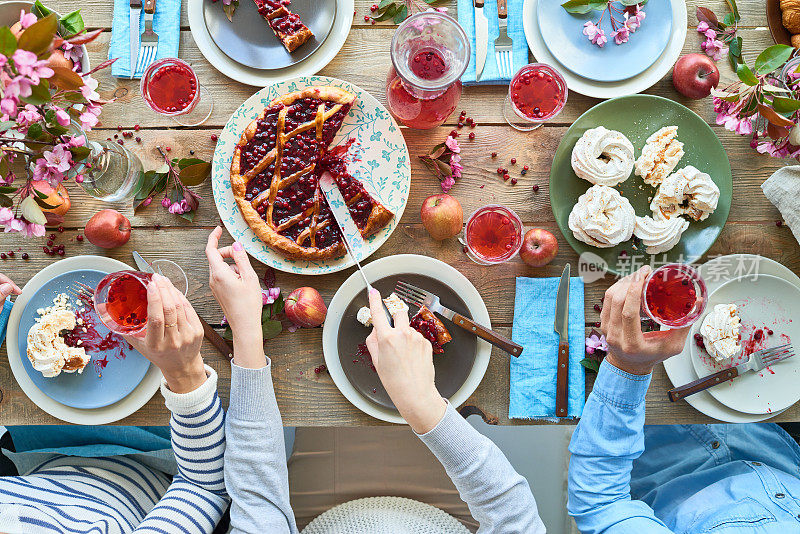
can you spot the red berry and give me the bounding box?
[211,134,218,141]
[136,137,142,143]
[503,173,510,181]
[364,15,369,21]
[533,184,540,192]
[497,168,504,174]
[457,123,463,129]
[510,158,516,165]
[117,126,122,131]
[470,122,476,128]
[7,251,13,257]
[594,304,601,312]
[0,253,6,260]
[510,178,517,185]
[47,240,54,247]
[523,165,529,171]
[777,220,783,227]
[117,139,124,145]
[58,226,64,233]
[468,132,475,140]
[491,152,497,158]
[165,146,171,151]
[49,234,56,240]
[22,253,29,260]
[76,235,84,242]
[450,130,458,138]
[371,4,377,11]
[620,250,628,258]
[57,248,65,256]
[134,124,140,131]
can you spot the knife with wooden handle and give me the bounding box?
[554,264,570,418]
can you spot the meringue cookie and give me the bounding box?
[356,293,409,327]
[569,185,636,248]
[650,166,720,222]
[700,303,742,362]
[635,126,685,186]
[27,295,89,378]
[634,215,689,254]
[571,126,635,186]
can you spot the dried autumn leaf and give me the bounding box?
[179,162,211,186]
[50,66,84,91]
[758,103,794,128]
[18,13,57,56]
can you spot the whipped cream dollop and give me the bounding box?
[651,165,720,222]
[356,292,409,327]
[568,184,636,248]
[27,293,90,378]
[700,303,742,362]
[634,215,689,254]
[570,126,635,187]
[635,126,685,186]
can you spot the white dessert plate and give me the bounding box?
[6,256,162,425]
[688,274,800,415]
[663,254,798,422]
[322,254,492,424]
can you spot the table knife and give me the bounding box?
[129,0,141,78]
[132,251,234,359]
[474,0,489,81]
[554,264,570,418]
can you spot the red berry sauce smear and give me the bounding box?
[62,303,133,378]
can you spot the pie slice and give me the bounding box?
[252,0,313,52]
[410,306,453,354]
[230,86,394,260]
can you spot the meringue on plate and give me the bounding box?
[568,184,636,248]
[635,126,685,186]
[700,303,742,362]
[651,166,720,222]
[570,126,635,187]
[634,215,689,254]
[27,294,90,378]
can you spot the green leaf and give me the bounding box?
[754,45,794,75]
[21,80,51,106]
[222,325,233,341]
[58,10,84,37]
[736,62,758,86]
[579,357,600,373]
[0,185,17,194]
[373,5,398,21]
[26,122,43,140]
[725,0,740,22]
[561,0,607,14]
[0,121,14,132]
[378,0,393,7]
[393,4,408,23]
[32,0,54,19]
[272,293,284,316]
[69,145,91,161]
[0,27,17,56]
[17,13,57,56]
[174,157,205,169]
[0,194,12,208]
[178,209,197,223]
[262,319,282,340]
[44,123,67,136]
[722,12,734,27]
[223,0,237,22]
[178,162,211,187]
[772,96,800,113]
[0,157,8,179]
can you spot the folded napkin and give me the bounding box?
[763,166,800,246]
[0,297,12,347]
[510,276,586,420]
[109,0,182,78]
[457,0,529,85]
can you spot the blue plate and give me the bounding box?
[17,269,151,409]
[537,0,673,82]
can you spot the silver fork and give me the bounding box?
[493,0,513,79]
[394,280,523,357]
[668,343,795,401]
[67,281,95,304]
[135,0,158,76]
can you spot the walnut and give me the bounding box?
[781,0,800,10]
[784,9,800,34]
[792,33,800,48]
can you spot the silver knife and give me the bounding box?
[474,0,489,81]
[554,264,570,418]
[130,0,141,79]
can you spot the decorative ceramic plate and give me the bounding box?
[523,0,687,98]
[537,0,672,82]
[17,269,150,409]
[212,76,411,275]
[663,254,798,423]
[550,95,732,276]
[689,274,800,415]
[202,0,336,70]
[6,256,162,424]
[187,0,353,86]
[322,254,492,424]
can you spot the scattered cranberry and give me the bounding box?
[117,125,122,132]
[363,15,369,21]
[510,158,516,165]
[211,134,218,141]
[523,165,529,171]
[450,130,458,138]
[0,253,6,260]
[49,234,56,240]
[76,235,84,242]
[106,137,112,141]
[503,173,510,181]
[117,139,124,145]
[533,184,540,192]
[134,124,140,131]
[511,178,517,185]
[42,246,50,254]
[370,4,377,11]
[371,19,376,24]
[21,253,29,260]
[460,110,466,117]
[777,220,783,227]
[767,328,774,335]
[497,168,503,175]
[491,152,497,158]
[457,123,463,129]
[619,250,628,258]
[468,132,475,140]
[694,333,705,349]
[462,245,468,254]
[165,146,171,152]
[114,134,119,139]
[136,137,142,143]
[754,329,763,341]
[154,224,162,230]
[47,240,54,247]
[58,226,64,233]
[470,122,476,128]
[594,322,601,328]
[7,251,13,258]
[57,248,65,256]
[594,304,601,312]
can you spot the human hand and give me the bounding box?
[601,265,691,375]
[123,274,206,394]
[0,273,21,299]
[205,226,265,369]
[365,289,446,434]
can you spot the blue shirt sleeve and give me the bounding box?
[567,359,673,534]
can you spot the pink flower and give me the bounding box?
[262,287,280,305]
[612,27,630,45]
[12,49,53,84]
[80,76,100,101]
[0,54,7,69]
[75,174,84,183]
[449,153,463,179]
[141,197,152,207]
[0,207,14,225]
[54,107,71,127]
[168,201,185,214]
[33,158,61,183]
[44,145,72,174]
[18,9,37,29]
[703,28,717,40]
[0,98,15,118]
[697,21,710,33]
[702,38,727,61]
[440,175,455,193]
[23,222,46,237]
[161,196,171,208]
[61,42,83,66]
[445,135,460,153]
[16,104,40,128]
[3,218,25,233]
[67,134,85,147]
[583,21,607,47]
[79,105,100,130]
[585,333,608,355]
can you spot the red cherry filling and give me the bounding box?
[280,132,318,176]
[270,12,306,35]
[245,166,275,201]
[284,98,322,131]
[239,105,281,172]
[409,314,444,354]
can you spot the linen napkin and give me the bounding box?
[0,297,12,347]
[457,0,529,85]
[108,0,182,78]
[762,166,800,247]
[510,276,586,420]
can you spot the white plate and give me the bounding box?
[663,254,800,422]
[211,76,411,275]
[689,274,800,415]
[6,256,162,424]
[522,0,687,98]
[187,0,353,86]
[322,254,492,424]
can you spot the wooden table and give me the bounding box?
[1,0,798,425]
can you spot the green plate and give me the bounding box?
[550,95,732,276]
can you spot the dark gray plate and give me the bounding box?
[337,274,477,411]
[203,0,337,70]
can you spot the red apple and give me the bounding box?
[672,53,720,100]
[519,228,559,267]
[85,209,132,249]
[420,194,463,241]
[285,287,327,327]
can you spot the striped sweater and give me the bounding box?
[0,365,229,534]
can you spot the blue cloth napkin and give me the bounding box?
[457,0,529,85]
[0,297,12,347]
[510,276,586,420]
[109,0,182,78]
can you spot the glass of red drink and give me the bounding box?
[140,58,213,127]
[93,260,188,336]
[462,204,523,265]
[504,63,568,131]
[386,11,470,129]
[642,263,708,328]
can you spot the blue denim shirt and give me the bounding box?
[568,359,800,533]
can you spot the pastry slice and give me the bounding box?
[410,305,453,354]
[635,126,685,186]
[252,0,313,52]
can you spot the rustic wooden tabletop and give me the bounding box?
[0,0,797,425]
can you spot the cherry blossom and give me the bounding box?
[12,49,54,85]
[17,9,37,29]
[54,107,71,127]
[15,104,40,128]
[0,207,14,225]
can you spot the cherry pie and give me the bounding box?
[253,0,313,52]
[230,86,394,260]
[410,306,452,354]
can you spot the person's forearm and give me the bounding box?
[417,403,545,534]
[567,359,672,533]
[225,362,297,534]
[232,327,266,369]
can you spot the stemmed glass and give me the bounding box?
[140,58,213,127]
[504,63,568,131]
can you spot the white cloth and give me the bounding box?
[762,166,800,246]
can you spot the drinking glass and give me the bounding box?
[504,63,568,131]
[76,139,144,202]
[140,58,213,127]
[641,263,708,328]
[94,260,188,336]
[460,204,523,265]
